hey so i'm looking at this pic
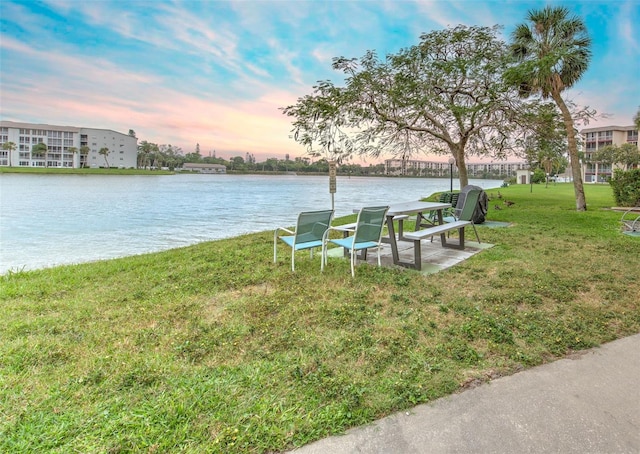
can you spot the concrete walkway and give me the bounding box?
[291,333,640,454]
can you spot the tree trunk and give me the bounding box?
[551,91,587,211]
[455,147,469,188]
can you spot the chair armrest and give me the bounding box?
[322,225,354,243]
[275,226,295,236]
[329,223,357,233]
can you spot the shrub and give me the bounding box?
[609,169,640,207]
[532,168,546,184]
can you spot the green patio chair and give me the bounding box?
[429,192,459,223]
[453,189,481,243]
[322,206,389,277]
[423,189,482,245]
[274,209,334,271]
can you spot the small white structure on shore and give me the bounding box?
[516,169,533,184]
[182,163,226,174]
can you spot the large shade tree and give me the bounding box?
[284,25,527,187]
[507,6,592,211]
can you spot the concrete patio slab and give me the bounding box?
[326,238,493,274]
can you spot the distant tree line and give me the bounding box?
[135,140,387,175]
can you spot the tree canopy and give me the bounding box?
[283,25,529,187]
[593,143,640,170]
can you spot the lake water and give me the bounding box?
[0,173,502,274]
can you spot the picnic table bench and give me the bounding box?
[403,220,472,265]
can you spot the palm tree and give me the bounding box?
[1,141,16,167]
[80,145,90,168]
[539,152,564,187]
[508,6,591,211]
[67,147,78,168]
[99,147,110,168]
[137,140,157,169]
[31,142,48,167]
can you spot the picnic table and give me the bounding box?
[385,201,451,270]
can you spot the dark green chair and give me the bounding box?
[453,189,481,243]
[430,192,459,223]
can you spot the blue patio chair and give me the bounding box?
[274,209,334,271]
[322,206,389,277]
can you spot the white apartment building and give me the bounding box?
[580,125,639,183]
[384,158,527,178]
[0,121,138,169]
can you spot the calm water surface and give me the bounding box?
[0,173,502,274]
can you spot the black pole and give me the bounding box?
[449,163,453,193]
[530,172,533,193]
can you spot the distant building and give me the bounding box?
[0,121,138,169]
[384,158,527,178]
[182,163,226,174]
[580,125,639,183]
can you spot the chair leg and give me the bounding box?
[291,248,295,272]
[472,224,480,243]
[273,233,278,264]
[350,248,356,277]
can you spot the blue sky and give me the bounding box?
[1,0,638,162]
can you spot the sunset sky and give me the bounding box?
[1,0,638,163]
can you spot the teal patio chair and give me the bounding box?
[322,206,389,277]
[274,209,334,271]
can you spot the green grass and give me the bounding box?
[1,183,639,453]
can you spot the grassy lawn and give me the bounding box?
[1,183,638,453]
